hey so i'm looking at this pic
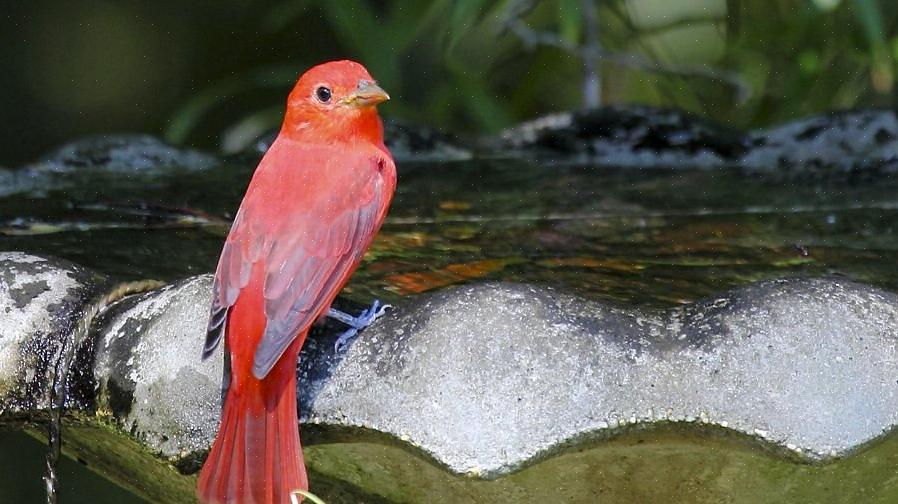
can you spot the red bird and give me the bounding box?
[197,60,395,503]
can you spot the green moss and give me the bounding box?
[304,426,898,504]
[11,418,898,503]
[25,421,197,503]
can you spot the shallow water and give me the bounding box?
[3,158,898,305]
[0,430,148,503]
[6,421,898,503]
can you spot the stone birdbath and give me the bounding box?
[2,107,898,502]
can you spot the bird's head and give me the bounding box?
[283,60,389,144]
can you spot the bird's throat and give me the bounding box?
[282,107,384,147]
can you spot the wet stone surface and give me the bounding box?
[91,275,221,468]
[3,113,898,303]
[497,106,898,171]
[15,270,895,477]
[0,252,101,416]
[302,279,898,474]
[0,135,219,199]
[5,142,898,304]
[39,135,218,174]
[745,109,898,171]
[382,119,473,162]
[495,105,746,167]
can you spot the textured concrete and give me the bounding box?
[92,275,221,463]
[301,279,898,475]
[54,271,898,476]
[0,252,99,415]
[2,253,897,479]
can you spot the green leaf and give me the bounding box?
[220,105,285,153]
[558,0,583,44]
[446,61,514,131]
[798,50,820,74]
[321,1,400,88]
[851,0,886,47]
[321,0,381,58]
[389,0,453,53]
[164,65,301,144]
[851,0,893,92]
[447,0,489,50]
[291,489,327,504]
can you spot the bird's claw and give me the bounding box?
[358,299,391,322]
[333,327,359,354]
[329,300,392,353]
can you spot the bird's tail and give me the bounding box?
[197,367,307,503]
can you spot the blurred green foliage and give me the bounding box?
[1,0,895,161]
[167,0,898,150]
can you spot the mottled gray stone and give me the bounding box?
[745,109,898,171]
[495,106,746,168]
[0,166,46,198]
[91,275,221,464]
[0,252,100,416]
[300,279,898,475]
[73,270,898,477]
[0,135,218,198]
[37,134,217,173]
[496,106,898,171]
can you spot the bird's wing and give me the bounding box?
[252,173,386,378]
[202,202,265,360]
[202,152,390,379]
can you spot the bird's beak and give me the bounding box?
[342,80,390,108]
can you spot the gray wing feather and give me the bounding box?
[202,285,229,359]
[251,183,383,379]
[201,208,255,359]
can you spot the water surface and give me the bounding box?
[3,159,896,306]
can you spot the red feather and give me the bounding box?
[198,60,395,503]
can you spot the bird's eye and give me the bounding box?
[315,86,332,103]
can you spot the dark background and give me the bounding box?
[2,0,897,166]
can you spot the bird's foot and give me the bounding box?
[328,300,391,352]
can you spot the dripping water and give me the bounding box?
[42,280,166,503]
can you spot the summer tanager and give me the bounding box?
[197,60,395,503]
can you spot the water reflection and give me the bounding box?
[2,159,896,307]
